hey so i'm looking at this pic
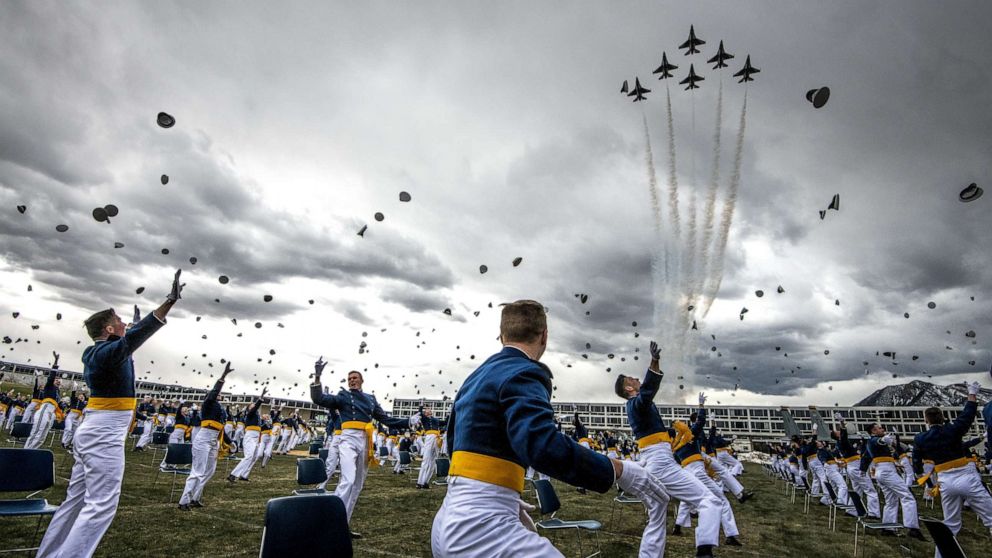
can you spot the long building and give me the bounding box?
[391,397,988,453]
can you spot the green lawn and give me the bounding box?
[2,404,990,556]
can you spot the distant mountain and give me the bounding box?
[855,379,992,407]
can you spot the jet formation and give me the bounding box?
[622,25,759,101]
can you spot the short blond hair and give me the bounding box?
[500,300,547,344]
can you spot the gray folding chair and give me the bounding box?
[293,458,327,495]
[533,479,601,558]
[920,517,966,558]
[0,448,60,554]
[849,492,904,557]
[154,443,193,502]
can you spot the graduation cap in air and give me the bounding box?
[219,275,230,284]
[755,290,764,298]
[136,287,145,294]
[16,205,26,214]
[157,112,175,128]
[512,257,523,267]
[621,80,629,94]
[777,285,785,294]
[479,265,488,274]
[161,175,169,185]
[55,224,69,232]
[632,321,638,327]
[805,87,830,109]
[114,242,125,249]
[399,191,411,202]
[819,210,826,220]
[263,295,273,302]
[357,225,367,237]
[161,248,169,255]
[965,330,976,338]
[374,212,384,222]
[443,308,452,316]
[927,301,936,309]
[691,320,698,330]
[827,194,840,211]
[959,183,983,203]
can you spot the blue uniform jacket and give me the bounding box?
[626,367,666,439]
[200,379,227,425]
[573,414,588,440]
[912,401,978,473]
[310,383,408,430]
[83,313,165,399]
[674,408,706,464]
[41,368,59,401]
[418,406,442,432]
[446,346,614,493]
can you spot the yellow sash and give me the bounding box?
[637,431,672,449]
[450,451,525,492]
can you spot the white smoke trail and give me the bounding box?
[698,80,724,310]
[664,86,681,239]
[643,114,662,236]
[702,89,748,317]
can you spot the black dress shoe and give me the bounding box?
[227,474,237,483]
[672,525,683,536]
[725,536,743,546]
[190,500,204,508]
[239,477,249,482]
[177,504,191,511]
[737,491,754,503]
[907,528,927,541]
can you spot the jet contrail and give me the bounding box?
[643,114,662,236]
[698,80,724,308]
[664,86,681,239]
[702,89,748,317]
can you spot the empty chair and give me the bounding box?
[155,443,194,502]
[318,448,329,463]
[433,457,450,486]
[824,482,857,531]
[0,448,60,553]
[259,494,352,558]
[920,517,966,558]
[308,442,322,456]
[148,431,170,464]
[849,492,904,557]
[294,458,327,495]
[533,479,601,558]
[397,450,412,474]
[8,422,33,446]
[609,490,644,531]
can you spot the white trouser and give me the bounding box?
[22,402,38,424]
[846,465,880,517]
[675,460,740,537]
[231,430,261,479]
[165,415,176,428]
[921,462,935,501]
[234,425,245,444]
[386,438,396,460]
[25,402,56,449]
[717,450,743,476]
[5,407,22,430]
[418,434,439,485]
[61,411,80,446]
[874,461,918,528]
[640,442,719,555]
[36,409,132,558]
[808,459,828,501]
[935,462,992,549]
[334,429,371,522]
[824,463,850,505]
[899,456,915,487]
[277,431,291,453]
[441,435,448,456]
[178,427,219,505]
[318,434,343,490]
[432,476,561,557]
[259,434,274,466]
[393,446,405,473]
[607,450,619,459]
[709,453,744,497]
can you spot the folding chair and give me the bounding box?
[919,517,966,558]
[0,448,60,554]
[46,421,64,448]
[317,448,329,464]
[293,458,327,495]
[154,443,193,502]
[433,457,450,486]
[7,422,32,447]
[397,450,412,474]
[148,431,170,464]
[609,489,644,531]
[825,482,857,531]
[260,494,352,558]
[308,442,322,456]
[849,492,904,557]
[533,479,601,558]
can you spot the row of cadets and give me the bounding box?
[866,421,926,539]
[310,357,420,536]
[831,413,880,517]
[913,379,992,551]
[24,352,64,449]
[672,391,744,546]
[808,433,835,506]
[2,385,29,430]
[228,386,269,482]
[258,411,276,468]
[37,269,182,558]
[317,410,342,490]
[416,404,444,489]
[61,384,88,449]
[616,340,722,558]
[178,361,234,510]
[275,411,296,454]
[133,395,157,451]
[432,300,667,557]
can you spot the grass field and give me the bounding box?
[4,434,992,558]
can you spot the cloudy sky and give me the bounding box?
[1,1,990,408]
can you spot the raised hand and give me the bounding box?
[166,269,185,302]
[649,341,661,360]
[833,412,844,422]
[698,392,707,406]
[967,381,980,396]
[259,387,268,400]
[221,362,234,379]
[314,356,327,379]
[52,351,60,369]
[133,305,141,323]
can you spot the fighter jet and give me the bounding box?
[627,77,651,102]
[620,79,629,94]
[652,52,678,79]
[707,40,734,69]
[679,64,703,90]
[679,25,705,55]
[733,55,760,83]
